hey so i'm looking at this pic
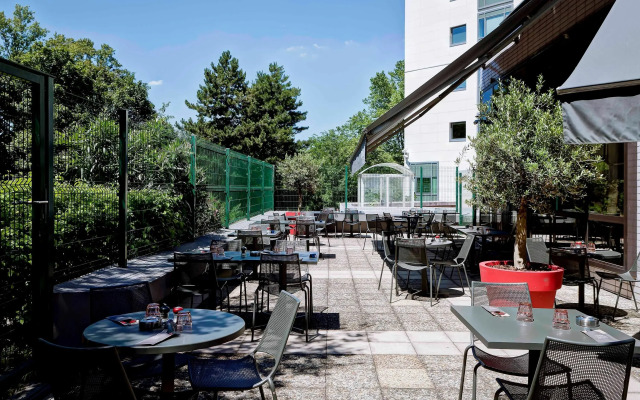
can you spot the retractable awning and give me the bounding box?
[558,0,640,144]
[349,0,558,173]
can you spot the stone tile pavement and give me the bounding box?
[136,214,640,399]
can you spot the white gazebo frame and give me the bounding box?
[357,163,415,209]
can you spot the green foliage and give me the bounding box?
[462,77,602,213]
[181,50,248,146]
[460,77,603,267]
[278,152,319,211]
[0,4,47,59]
[182,52,306,164]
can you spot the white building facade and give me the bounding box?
[404,0,521,205]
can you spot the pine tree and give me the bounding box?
[181,50,248,144]
[237,63,307,163]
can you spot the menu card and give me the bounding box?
[582,329,619,343]
[106,316,138,326]
[136,330,177,346]
[482,305,510,317]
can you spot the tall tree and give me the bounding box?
[236,62,307,163]
[0,4,47,60]
[181,50,248,145]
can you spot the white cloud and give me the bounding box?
[313,43,326,49]
[148,80,163,86]
[344,40,357,46]
[286,45,305,52]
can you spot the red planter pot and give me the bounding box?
[479,261,564,308]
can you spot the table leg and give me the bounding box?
[161,353,176,395]
[578,283,585,310]
[527,349,541,386]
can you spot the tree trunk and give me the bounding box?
[297,189,303,213]
[514,198,528,269]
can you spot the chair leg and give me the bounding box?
[390,263,396,303]
[252,289,258,342]
[472,363,481,400]
[613,280,624,319]
[458,344,472,400]
[631,281,639,311]
[378,260,386,290]
[259,385,266,400]
[304,287,309,342]
[268,378,278,400]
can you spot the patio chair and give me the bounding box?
[89,282,153,323]
[333,212,346,237]
[459,282,531,400]
[294,218,322,250]
[37,338,137,400]
[211,255,248,313]
[550,247,600,314]
[595,251,640,320]
[363,213,380,252]
[274,239,309,253]
[252,254,313,341]
[344,211,362,238]
[526,237,549,265]
[316,211,334,244]
[434,235,473,297]
[496,337,635,400]
[189,291,300,400]
[172,252,212,308]
[237,230,266,251]
[415,212,435,237]
[378,231,397,289]
[390,238,436,305]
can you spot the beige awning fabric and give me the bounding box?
[349,0,558,172]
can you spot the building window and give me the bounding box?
[450,122,466,141]
[410,162,439,201]
[454,80,467,91]
[450,25,467,46]
[478,0,511,8]
[478,5,512,39]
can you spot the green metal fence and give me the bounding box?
[195,140,274,227]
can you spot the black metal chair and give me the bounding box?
[89,282,152,323]
[252,253,313,341]
[390,238,436,305]
[189,291,300,400]
[172,252,212,308]
[294,218,322,250]
[526,237,549,265]
[343,210,362,238]
[596,251,640,320]
[459,282,531,400]
[36,338,137,400]
[363,213,380,252]
[378,231,397,289]
[550,247,600,314]
[434,235,474,296]
[496,337,635,400]
[237,229,266,251]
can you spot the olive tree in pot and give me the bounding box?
[278,152,320,212]
[459,77,602,307]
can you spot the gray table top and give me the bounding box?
[451,305,640,352]
[83,309,245,355]
[54,266,173,293]
[425,239,453,248]
[215,251,320,263]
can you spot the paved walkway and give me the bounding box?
[135,214,640,399]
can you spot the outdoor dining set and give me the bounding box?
[40,208,640,399]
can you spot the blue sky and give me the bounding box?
[6,1,404,140]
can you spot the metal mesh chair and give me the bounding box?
[252,254,312,341]
[294,218,322,250]
[189,292,301,400]
[237,230,266,251]
[316,211,334,242]
[378,231,397,290]
[526,237,550,265]
[434,235,473,296]
[459,282,531,400]
[363,214,380,252]
[496,337,635,400]
[551,248,600,313]
[344,211,362,238]
[89,282,152,323]
[415,213,435,237]
[390,238,436,305]
[37,338,137,400]
[172,252,212,308]
[596,251,640,320]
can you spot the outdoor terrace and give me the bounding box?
[105,213,640,400]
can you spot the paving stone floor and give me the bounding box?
[132,215,640,399]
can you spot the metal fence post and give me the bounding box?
[246,156,251,220]
[118,109,128,268]
[190,135,197,239]
[420,167,424,209]
[455,166,459,218]
[225,148,231,228]
[344,165,349,210]
[458,171,463,225]
[261,161,265,215]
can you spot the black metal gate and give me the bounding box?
[0,58,54,390]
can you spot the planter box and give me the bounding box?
[479,261,564,308]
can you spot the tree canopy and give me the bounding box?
[182,52,306,164]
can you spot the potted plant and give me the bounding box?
[459,77,602,307]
